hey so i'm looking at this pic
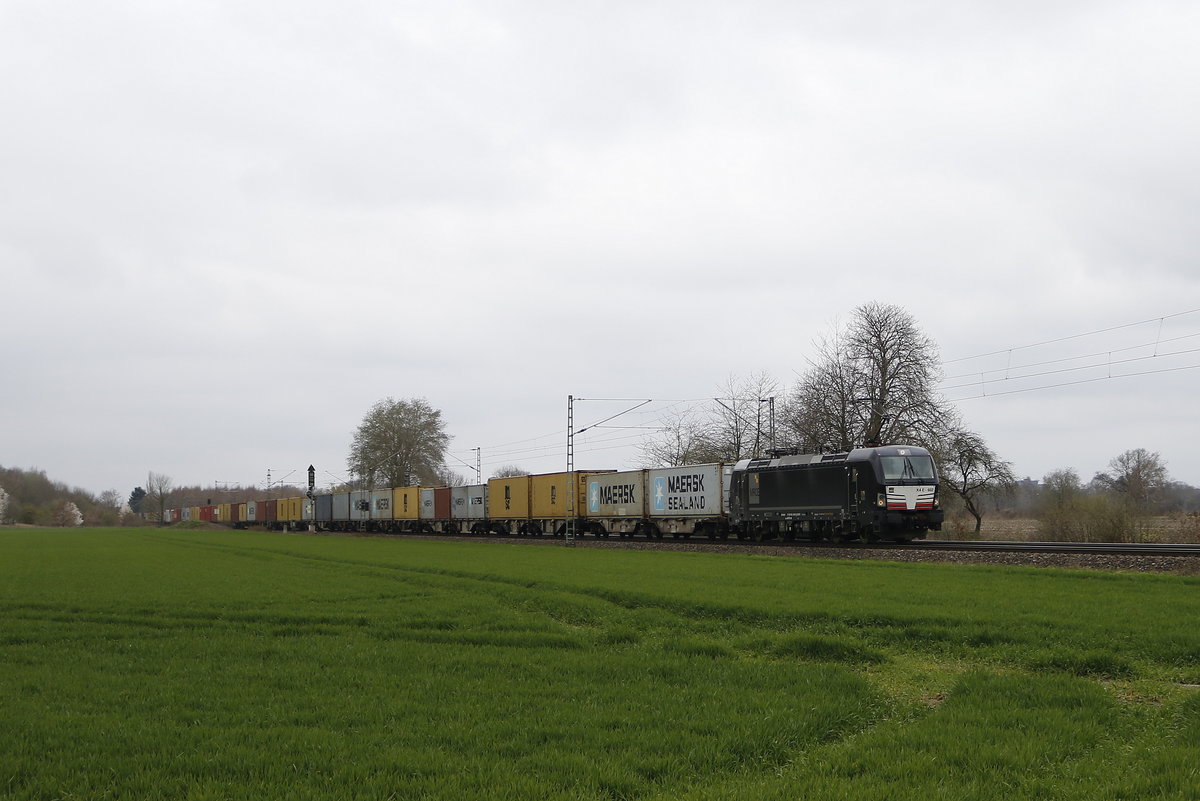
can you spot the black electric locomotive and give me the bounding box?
[729,444,943,542]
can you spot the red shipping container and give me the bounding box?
[434,487,452,519]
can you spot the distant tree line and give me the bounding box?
[1007,449,1194,542]
[0,466,125,527]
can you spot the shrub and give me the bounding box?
[1038,494,1145,543]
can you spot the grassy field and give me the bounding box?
[3,528,1199,800]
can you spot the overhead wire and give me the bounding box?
[941,347,1200,393]
[936,306,1200,400]
[940,307,1200,365]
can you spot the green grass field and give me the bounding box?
[3,528,1199,800]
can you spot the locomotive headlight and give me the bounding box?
[876,493,886,508]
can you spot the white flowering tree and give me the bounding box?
[0,485,8,523]
[53,500,84,527]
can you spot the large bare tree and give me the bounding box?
[783,302,949,451]
[348,397,450,488]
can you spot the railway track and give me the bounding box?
[906,539,1200,557]
[560,536,1200,573]
[380,529,1200,564]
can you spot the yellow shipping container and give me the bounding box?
[488,475,531,520]
[217,503,230,523]
[189,506,201,522]
[278,497,302,522]
[393,487,422,520]
[530,472,589,520]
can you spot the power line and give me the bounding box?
[941,332,1200,383]
[941,347,1200,392]
[941,307,1200,366]
[947,362,1200,401]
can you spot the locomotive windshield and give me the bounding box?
[879,455,936,481]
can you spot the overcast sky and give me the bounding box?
[3,0,1198,499]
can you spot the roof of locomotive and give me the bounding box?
[734,444,934,472]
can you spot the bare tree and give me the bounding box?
[640,373,781,465]
[348,398,450,489]
[490,465,531,479]
[145,472,174,523]
[639,406,721,467]
[781,326,862,452]
[784,303,949,451]
[709,372,781,460]
[936,430,1016,534]
[434,467,468,487]
[1091,448,1170,513]
[1041,469,1083,508]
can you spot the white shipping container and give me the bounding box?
[350,490,371,521]
[370,490,392,520]
[419,488,437,520]
[646,464,729,518]
[451,485,488,520]
[586,470,646,519]
[246,500,258,522]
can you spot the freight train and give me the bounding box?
[168,445,944,543]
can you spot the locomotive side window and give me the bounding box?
[879,456,936,480]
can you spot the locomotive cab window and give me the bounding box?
[879,456,936,481]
